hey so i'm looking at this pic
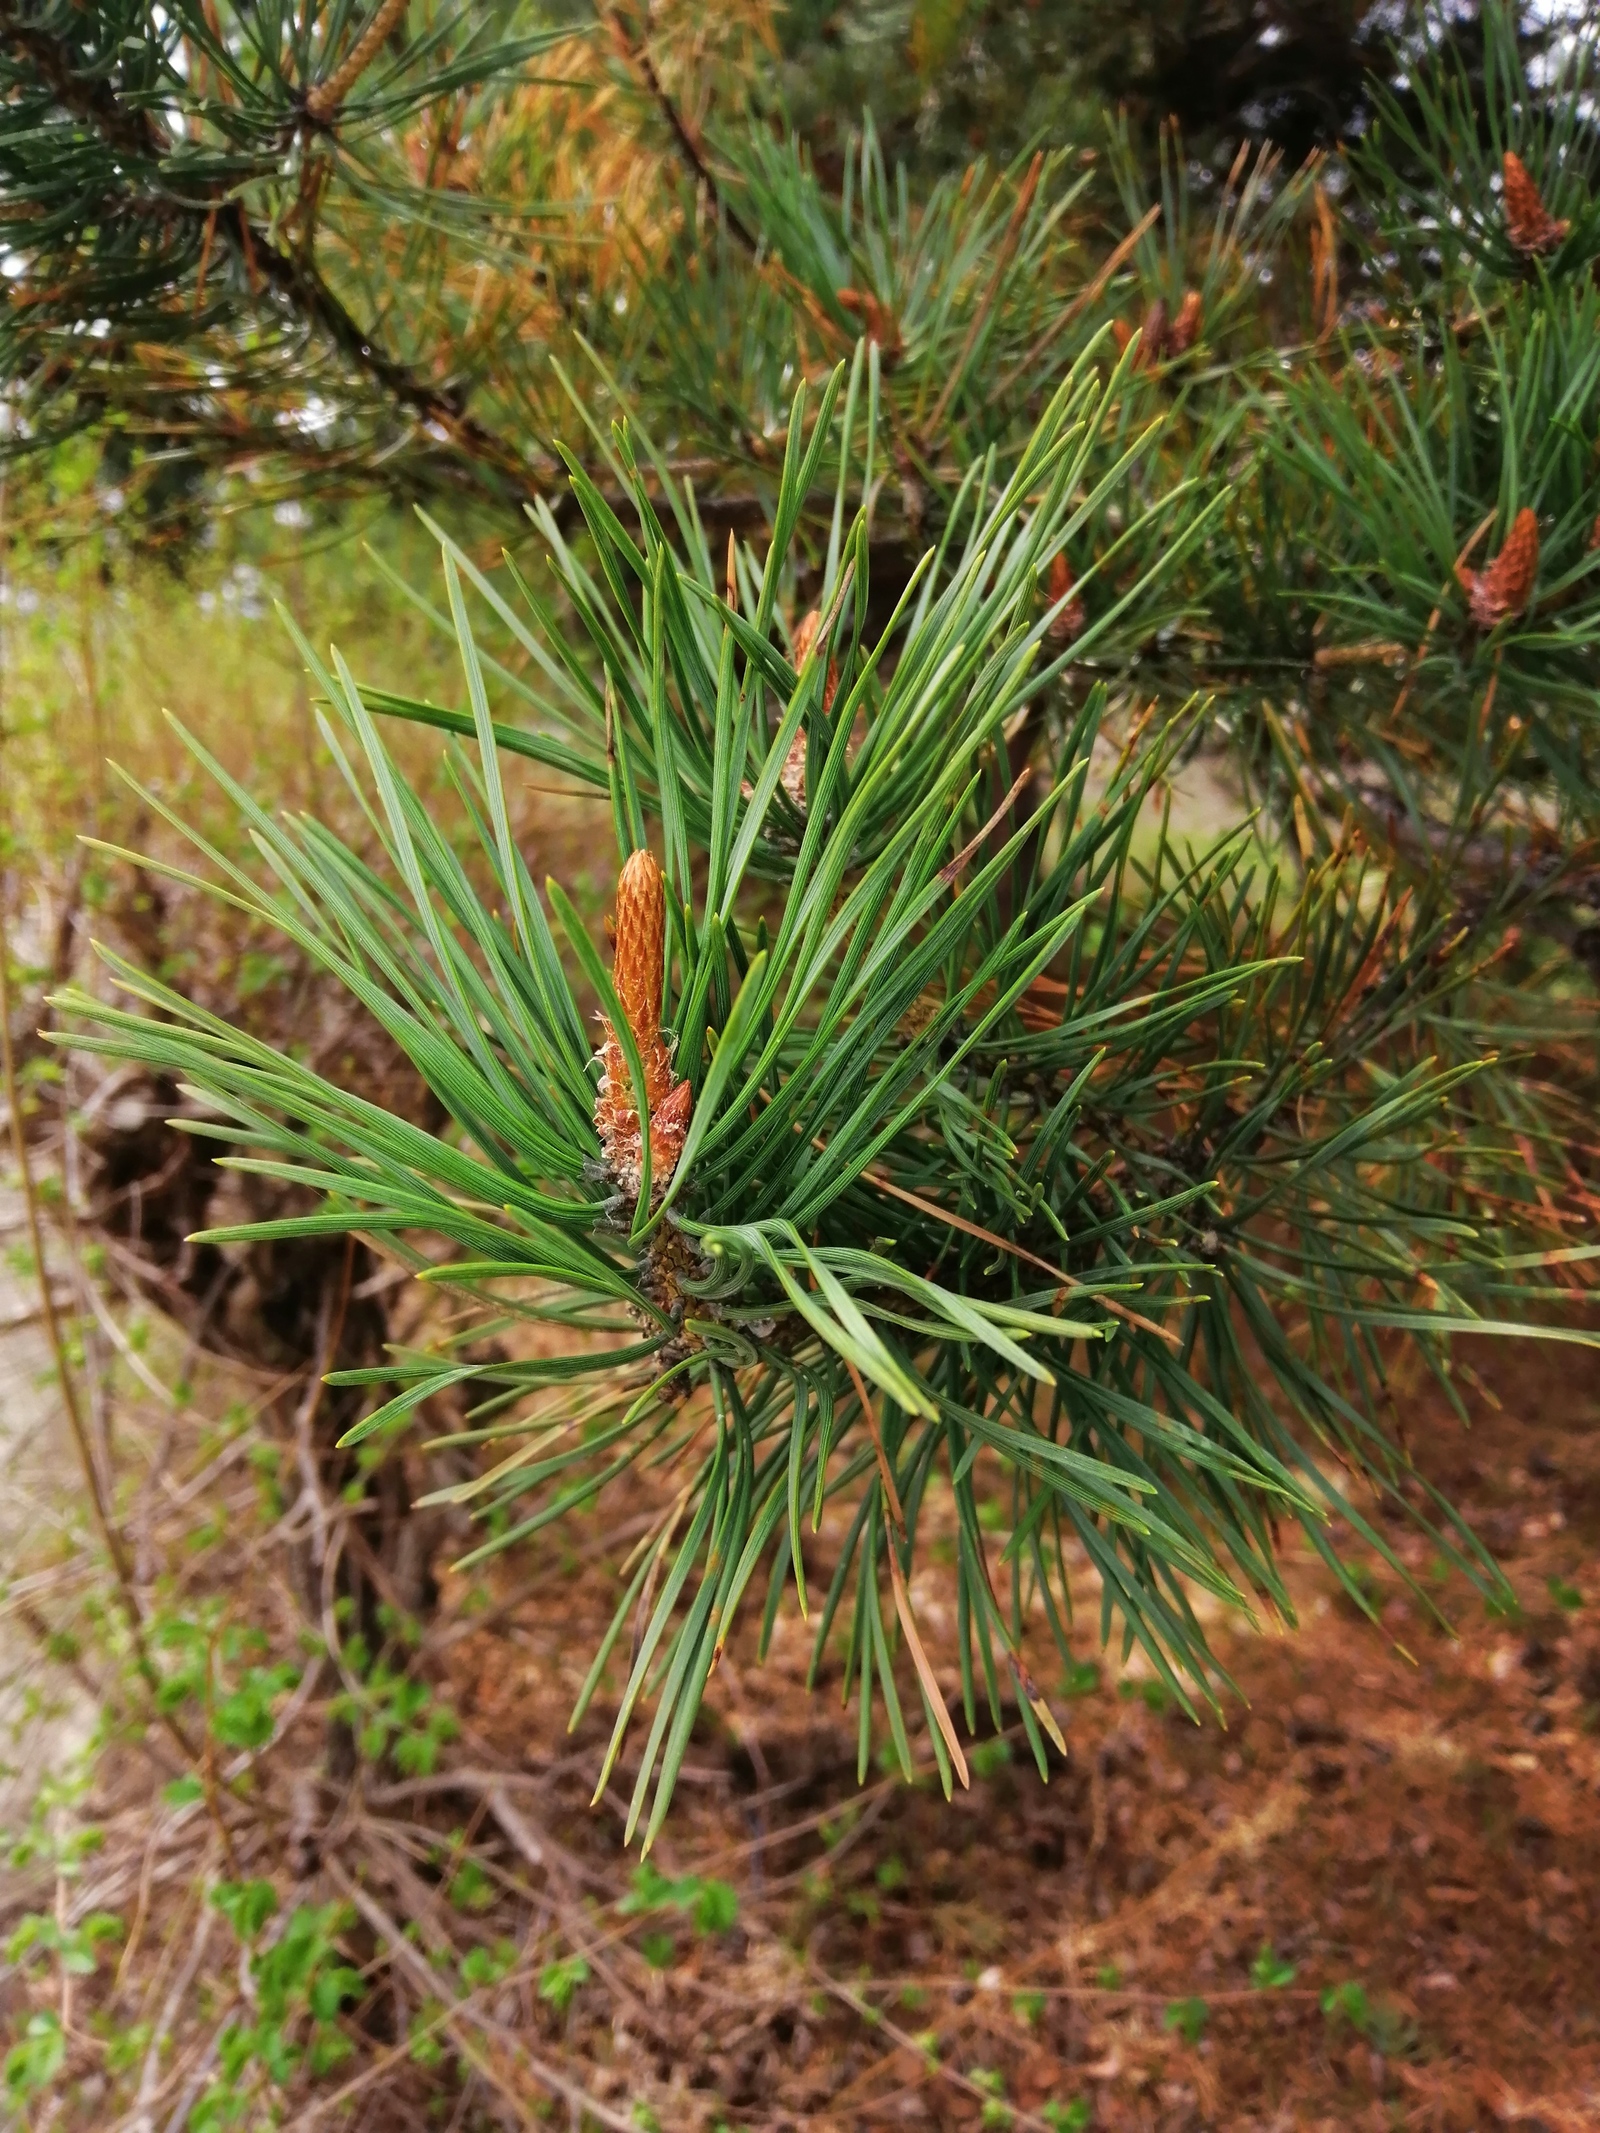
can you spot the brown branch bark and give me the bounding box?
[304,0,408,124]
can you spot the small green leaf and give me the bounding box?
[409,2004,448,2067]
[691,1879,739,1936]
[4,2013,65,2100]
[971,1737,1012,1779]
[448,1860,496,1913]
[1042,2103,1091,2132]
[538,1954,591,2013]
[212,1880,279,1943]
[1162,1995,1209,2045]
[1249,1941,1297,1990]
[1321,1979,1371,2032]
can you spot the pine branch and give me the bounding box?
[54,345,1597,1835]
[2,1,531,489]
[602,3,761,256]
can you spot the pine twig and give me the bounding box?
[922,150,1043,441]
[305,0,408,125]
[604,4,759,256]
[5,3,530,491]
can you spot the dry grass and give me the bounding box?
[5,519,467,879]
[1,511,615,1082]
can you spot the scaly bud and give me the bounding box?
[837,287,902,368]
[1168,288,1203,355]
[791,610,840,716]
[1130,295,1167,371]
[1456,508,1540,629]
[595,850,691,1201]
[1117,293,1200,370]
[612,848,664,1045]
[1502,151,1568,256]
[779,610,840,809]
[1046,552,1086,644]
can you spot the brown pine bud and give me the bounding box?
[1589,510,1600,553]
[1456,508,1540,628]
[837,287,902,367]
[1111,318,1135,357]
[1168,288,1203,355]
[1046,551,1086,644]
[1131,295,1168,371]
[612,847,664,1045]
[779,610,840,810]
[1502,151,1568,256]
[595,850,691,1199]
[778,730,809,809]
[792,609,840,718]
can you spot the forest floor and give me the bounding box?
[3,1259,1595,2133]
[433,1337,1600,2133]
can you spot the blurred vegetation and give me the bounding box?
[775,0,1402,175]
[1,495,462,868]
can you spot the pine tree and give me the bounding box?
[44,0,1600,1840]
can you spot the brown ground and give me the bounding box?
[423,1337,1600,2133]
[3,1310,1596,2133]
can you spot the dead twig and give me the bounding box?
[485,1780,592,1892]
[324,1860,641,2133]
[128,1854,220,2126]
[999,202,1162,397]
[795,1940,1062,2133]
[0,827,196,1762]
